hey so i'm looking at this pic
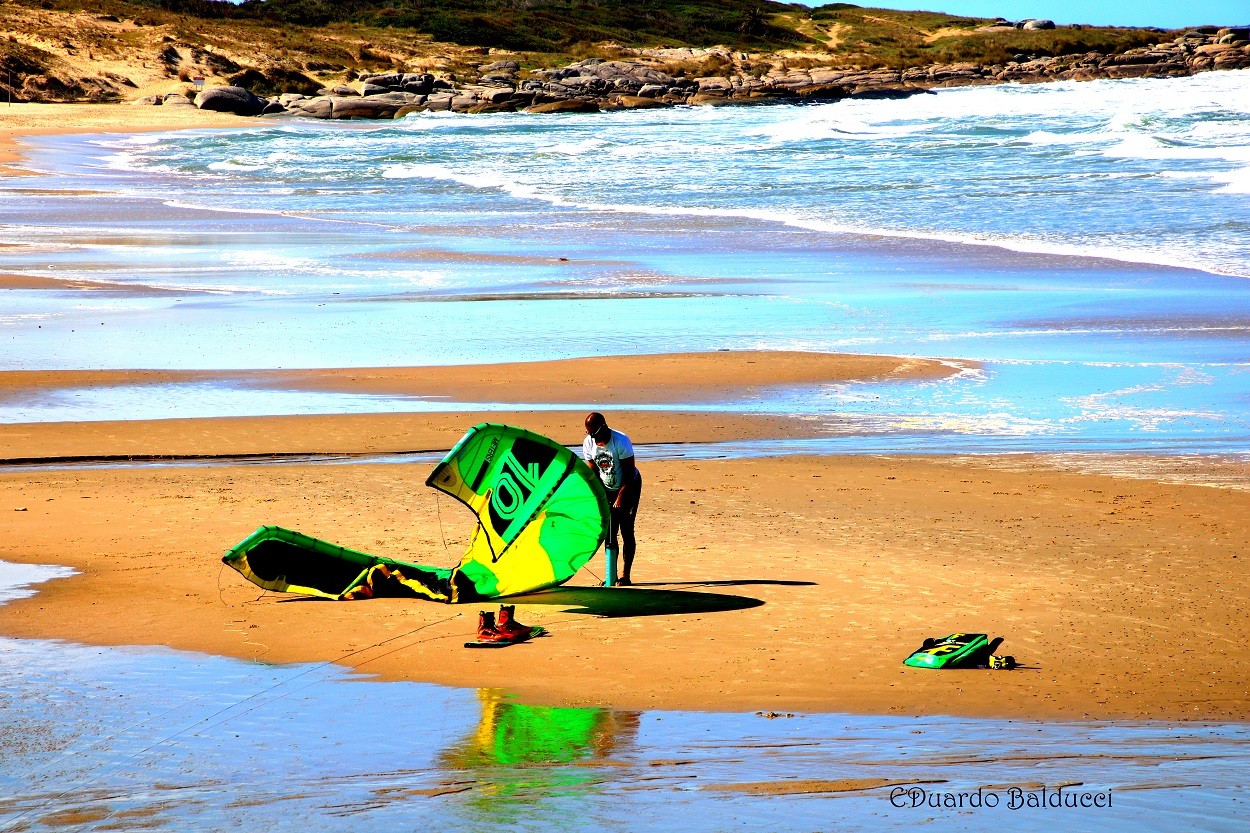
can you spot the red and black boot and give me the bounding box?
[496,605,546,640]
[475,611,515,644]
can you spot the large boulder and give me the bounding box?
[290,96,333,118]
[687,93,731,106]
[358,72,404,88]
[227,68,321,97]
[424,93,455,112]
[402,74,435,94]
[329,96,401,119]
[607,95,669,110]
[795,84,847,101]
[525,98,599,114]
[468,101,519,114]
[479,60,520,74]
[479,87,514,103]
[1022,19,1056,30]
[848,86,921,99]
[195,85,266,116]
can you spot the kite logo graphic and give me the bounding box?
[487,438,558,540]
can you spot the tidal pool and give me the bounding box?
[0,564,1246,832]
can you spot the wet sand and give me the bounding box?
[0,350,956,403]
[0,271,189,294]
[0,411,825,462]
[0,436,1245,721]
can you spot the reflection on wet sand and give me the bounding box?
[425,690,640,829]
[1,625,1247,832]
[443,688,639,784]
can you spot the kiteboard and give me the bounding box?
[464,640,519,649]
[903,633,1003,669]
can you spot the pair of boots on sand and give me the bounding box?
[475,605,546,645]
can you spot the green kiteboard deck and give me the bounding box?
[903,633,999,669]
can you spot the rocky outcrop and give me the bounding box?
[525,98,599,114]
[187,27,1250,122]
[990,28,1250,83]
[194,85,267,116]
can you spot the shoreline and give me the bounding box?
[0,103,253,176]
[1,445,1246,722]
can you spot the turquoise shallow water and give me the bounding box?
[1,564,1247,833]
[3,73,1250,452]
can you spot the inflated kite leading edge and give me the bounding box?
[222,423,611,603]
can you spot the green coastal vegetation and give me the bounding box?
[2,0,1236,104]
[18,0,1175,64]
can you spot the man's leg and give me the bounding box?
[618,475,641,584]
[606,492,621,585]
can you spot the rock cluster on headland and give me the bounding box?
[135,27,1250,119]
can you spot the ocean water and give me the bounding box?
[1,564,1247,833]
[1,71,1249,452]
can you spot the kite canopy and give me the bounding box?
[222,423,609,603]
[427,423,611,599]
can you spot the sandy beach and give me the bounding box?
[0,352,1246,722]
[0,103,252,175]
[1,437,1246,722]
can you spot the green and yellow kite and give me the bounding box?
[222,423,610,603]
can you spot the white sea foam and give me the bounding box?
[0,562,76,604]
[545,138,609,155]
[162,200,289,216]
[1213,166,1250,194]
[207,160,266,172]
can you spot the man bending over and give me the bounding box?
[582,411,641,586]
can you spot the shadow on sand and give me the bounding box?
[507,586,764,618]
[630,579,816,588]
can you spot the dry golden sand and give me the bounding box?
[0,103,252,175]
[0,446,1246,721]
